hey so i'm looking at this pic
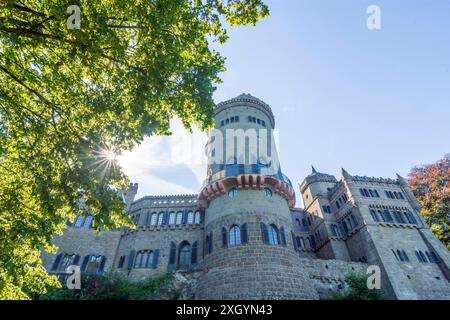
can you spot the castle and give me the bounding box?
[41,94,450,299]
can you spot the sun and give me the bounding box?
[104,149,118,161]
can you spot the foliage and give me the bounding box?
[35,272,178,300]
[0,0,268,299]
[408,154,450,249]
[332,272,386,300]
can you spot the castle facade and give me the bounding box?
[41,94,450,299]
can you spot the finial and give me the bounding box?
[311,165,317,174]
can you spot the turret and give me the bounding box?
[118,183,138,211]
[195,94,317,299]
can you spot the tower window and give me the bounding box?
[263,187,272,198]
[268,225,279,245]
[187,211,194,224]
[228,188,238,198]
[229,225,241,246]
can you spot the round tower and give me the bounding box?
[196,94,318,299]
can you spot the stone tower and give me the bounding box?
[196,94,318,299]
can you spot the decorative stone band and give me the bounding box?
[197,174,296,210]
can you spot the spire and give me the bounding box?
[311,165,317,174]
[396,173,406,184]
[341,168,352,180]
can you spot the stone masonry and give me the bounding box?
[42,94,450,300]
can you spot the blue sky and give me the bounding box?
[119,0,450,202]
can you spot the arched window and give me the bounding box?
[178,243,191,270]
[194,211,201,224]
[187,211,194,224]
[150,213,157,225]
[268,225,279,245]
[263,187,272,198]
[229,225,241,246]
[228,188,238,198]
[169,212,175,225]
[176,211,183,224]
[157,212,164,225]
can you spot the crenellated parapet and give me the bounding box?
[197,174,296,210]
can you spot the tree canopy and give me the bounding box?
[0,0,268,299]
[408,154,450,249]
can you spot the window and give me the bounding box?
[157,212,164,225]
[235,116,239,122]
[150,213,157,225]
[322,205,332,214]
[248,116,252,122]
[263,187,272,198]
[84,215,93,228]
[220,120,224,127]
[393,211,405,224]
[331,224,339,237]
[169,212,175,225]
[268,225,279,245]
[229,225,241,246]
[86,255,103,274]
[74,215,84,228]
[187,211,194,224]
[118,256,125,268]
[135,250,153,268]
[230,117,235,123]
[370,209,379,222]
[134,213,140,225]
[297,237,305,249]
[228,188,238,198]
[58,254,76,271]
[225,118,229,124]
[177,243,191,270]
[405,211,418,224]
[261,120,266,127]
[194,211,201,224]
[176,211,183,225]
[382,209,394,222]
[392,249,399,261]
